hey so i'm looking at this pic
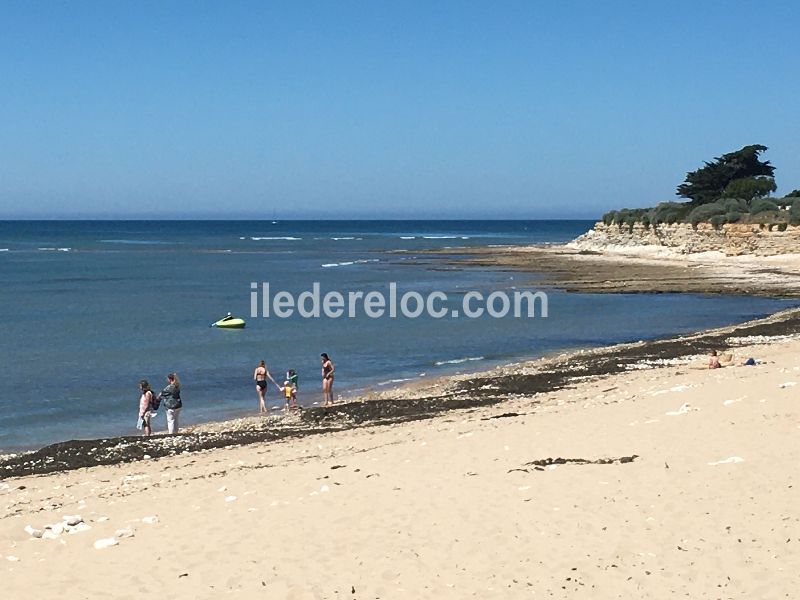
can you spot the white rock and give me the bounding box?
[93,538,118,550]
[24,525,43,538]
[5,555,20,561]
[224,495,237,502]
[63,515,83,526]
[47,523,65,535]
[42,530,60,540]
[665,402,698,416]
[217,486,227,492]
[141,516,158,525]
[708,456,745,466]
[320,485,330,493]
[114,526,135,539]
[66,522,91,534]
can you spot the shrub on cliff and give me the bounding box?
[709,215,727,230]
[786,189,800,198]
[749,198,780,215]
[649,201,691,225]
[790,202,800,226]
[718,198,748,212]
[725,211,742,223]
[602,210,617,226]
[688,202,726,226]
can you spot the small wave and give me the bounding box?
[377,378,415,386]
[434,356,484,366]
[321,259,379,268]
[38,247,72,252]
[250,236,301,241]
[0,248,9,252]
[331,237,360,241]
[422,235,459,239]
[58,248,71,252]
[399,236,416,240]
[99,239,173,245]
[321,261,354,268]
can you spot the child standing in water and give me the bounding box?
[282,380,297,410]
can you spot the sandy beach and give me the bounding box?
[2,309,799,598]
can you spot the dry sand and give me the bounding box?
[2,334,799,598]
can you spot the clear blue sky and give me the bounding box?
[1,1,799,219]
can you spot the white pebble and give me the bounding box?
[114,526,135,539]
[93,538,118,550]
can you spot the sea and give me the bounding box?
[0,220,794,451]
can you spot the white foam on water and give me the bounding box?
[435,356,484,366]
[377,378,414,386]
[321,261,354,267]
[250,237,302,241]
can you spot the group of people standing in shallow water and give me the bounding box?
[254,353,335,412]
[136,354,335,437]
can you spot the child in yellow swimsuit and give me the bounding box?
[282,380,297,410]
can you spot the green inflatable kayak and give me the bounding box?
[212,313,246,329]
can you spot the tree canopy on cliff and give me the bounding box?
[676,144,775,205]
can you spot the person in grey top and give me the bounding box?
[158,373,182,434]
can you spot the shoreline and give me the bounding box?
[409,242,800,297]
[3,297,800,597]
[4,302,800,480]
[4,239,799,472]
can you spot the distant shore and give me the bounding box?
[410,241,800,297]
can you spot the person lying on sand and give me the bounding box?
[708,350,722,369]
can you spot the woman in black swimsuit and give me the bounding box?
[321,353,335,407]
[254,359,279,413]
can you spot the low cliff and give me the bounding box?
[570,222,800,256]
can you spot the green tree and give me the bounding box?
[786,189,800,198]
[677,144,775,205]
[722,176,777,203]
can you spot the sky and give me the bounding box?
[1,1,799,219]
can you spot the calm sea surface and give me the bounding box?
[0,220,794,450]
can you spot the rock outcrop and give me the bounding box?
[570,222,800,255]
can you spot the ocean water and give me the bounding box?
[0,220,794,451]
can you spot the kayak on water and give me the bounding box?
[211,313,246,329]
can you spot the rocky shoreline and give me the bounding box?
[412,243,800,296]
[4,304,800,480]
